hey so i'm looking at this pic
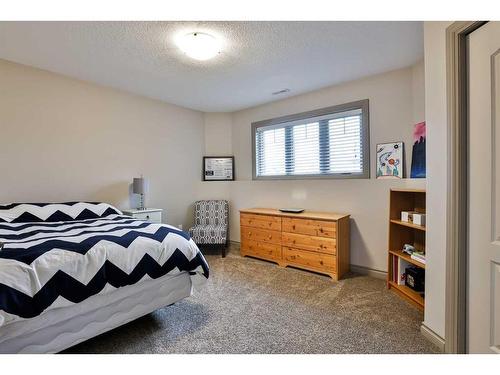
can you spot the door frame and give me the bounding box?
[445,21,487,354]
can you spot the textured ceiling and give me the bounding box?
[0,21,423,112]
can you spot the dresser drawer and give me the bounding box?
[282,232,336,254]
[241,239,281,260]
[131,211,162,223]
[282,217,336,238]
[241,226,281,245]
[283,246,336,273]
[240,213,281,231]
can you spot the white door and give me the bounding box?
[468,21,500,353]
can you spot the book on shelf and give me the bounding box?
[397,257,411,285]
[410,252,426,264]
[392,256,398,283]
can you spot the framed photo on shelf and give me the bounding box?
[203,156,235,181]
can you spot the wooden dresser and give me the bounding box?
[240,208,350,280]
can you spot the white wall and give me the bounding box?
[412,61,426,123]
[0,59,205,230]
[198,63,426,273]
[204,112,233,156]
[422,21,453,340]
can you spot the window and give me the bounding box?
[252,100,370,179]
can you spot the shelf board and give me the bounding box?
[390,219,426,231]
[388,280,425,309]
[390,188,426,193]
[389,250,426,269]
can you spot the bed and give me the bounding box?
[0,202,209,353]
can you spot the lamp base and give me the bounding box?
[137,194,146,210]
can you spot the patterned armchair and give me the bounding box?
[189,200,229,257]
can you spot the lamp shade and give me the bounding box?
[133,177,147,194]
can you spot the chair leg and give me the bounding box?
[221,245,226,258]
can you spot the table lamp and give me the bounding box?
[133,177,147,210]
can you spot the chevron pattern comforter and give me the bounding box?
[0,202,209,327]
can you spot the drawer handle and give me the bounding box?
[268,235,272,239]
[292,225,296,230]
[248,232,252,236]
[146,215,150,219]
[319,228,324,233]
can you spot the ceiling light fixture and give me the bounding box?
[176,32,221,61]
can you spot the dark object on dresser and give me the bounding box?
[279,208,305,213]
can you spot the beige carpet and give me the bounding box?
[65,245,439,354]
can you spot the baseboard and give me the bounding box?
[350,264,387,280]
[420,323,445,352]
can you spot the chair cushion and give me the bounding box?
[194,200,228,226]
[189,224,227,245]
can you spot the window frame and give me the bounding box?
[251,99,370,180]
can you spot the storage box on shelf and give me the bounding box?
[387,189,426,310]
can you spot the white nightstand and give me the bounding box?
[121,208,163,224]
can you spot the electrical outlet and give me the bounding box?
[178,224,183,230]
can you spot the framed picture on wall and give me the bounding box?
[376,142,404,179]
[203,156,235,181]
